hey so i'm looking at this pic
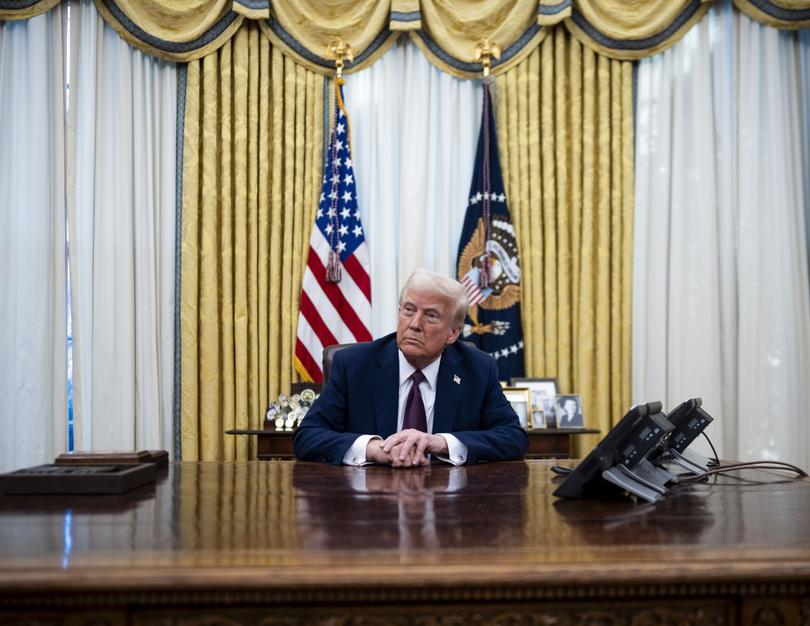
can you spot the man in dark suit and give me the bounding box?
[293,268,528,467]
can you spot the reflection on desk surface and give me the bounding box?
[0,460,808,576]
[292,462,529,553]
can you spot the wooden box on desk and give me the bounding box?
[55,449,169,468]
[0,463,156,495]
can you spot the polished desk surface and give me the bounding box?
[0,459,809,596]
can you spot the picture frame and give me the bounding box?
[555,394,585,428]
[501,387,532,430]
[510,377,558,428]
[530,406,547,429]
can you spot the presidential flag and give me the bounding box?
[456,80,524,380]
[294,79,372,383]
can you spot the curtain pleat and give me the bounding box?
[633,3,810,469]
[0,7,67,472]
[67,0,176,454]
[496,29,633,455]
[181,22,323,460]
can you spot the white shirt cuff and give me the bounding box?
[434,433,467,466]
[342,435,382,466]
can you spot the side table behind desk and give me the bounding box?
[226,427,599,460]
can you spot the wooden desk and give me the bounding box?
[0,460,809,626]
[227,427,599,459]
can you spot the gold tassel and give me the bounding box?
[326,250,342,283]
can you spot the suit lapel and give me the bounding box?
[373,339,399,438]
[433,345,463,434]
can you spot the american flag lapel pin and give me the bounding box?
[453,374,461,385]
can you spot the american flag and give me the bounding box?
[294,81,372,383]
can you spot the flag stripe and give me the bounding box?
[302,266,352,343]
[294,347,320,383]
[296,312,327,370]
[298,289,339,348]
[342,253,371,303]
[294,330,322,382]
[307,248,372,342]
[311,232,372,320]
[300,266,361,344]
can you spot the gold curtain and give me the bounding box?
[402,0,547,79]
[733,0,810,28]
[495,27,633,455]
[0,0,60,20]
[92,0,245,62]
[181,21,323,460]
[561,0,713,60]
[258,0,399,75]
[4,0,809,67]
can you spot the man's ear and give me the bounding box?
[446,326,462,344]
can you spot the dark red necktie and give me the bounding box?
[403,370,427,432]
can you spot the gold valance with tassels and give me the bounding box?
[94,0,245,61]
[0,0,60,20]
[733,0,810,28]
[556,0,714,60]
[257,0,398,74]
[2,0,808,71]
[395,0,547,79]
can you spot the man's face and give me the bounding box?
[563,399,577,414]
[396,287,461,369]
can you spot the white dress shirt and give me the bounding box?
[342,350,468,465]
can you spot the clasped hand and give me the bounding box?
[366,429,449,467]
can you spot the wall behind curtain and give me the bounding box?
[0,7,67,472]
[181,23,323,460]
[634,0,810,468]
[68,0,177,453]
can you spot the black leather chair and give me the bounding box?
[322,342,362,384]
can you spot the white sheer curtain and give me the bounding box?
[634,1,810,468]
[67,0,176,452]
[344,39,482,337]
[0,8,68,472]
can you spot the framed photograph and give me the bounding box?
[556,394,585,428]
[502,387,531,430]
[530,406,547,429]
[511,377,558,428]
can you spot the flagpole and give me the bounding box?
[324,38,355,284]
[474,40,501,290]
[294,37,373,383]
[456,39,525,380]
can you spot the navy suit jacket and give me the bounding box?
[293,333,528,465]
